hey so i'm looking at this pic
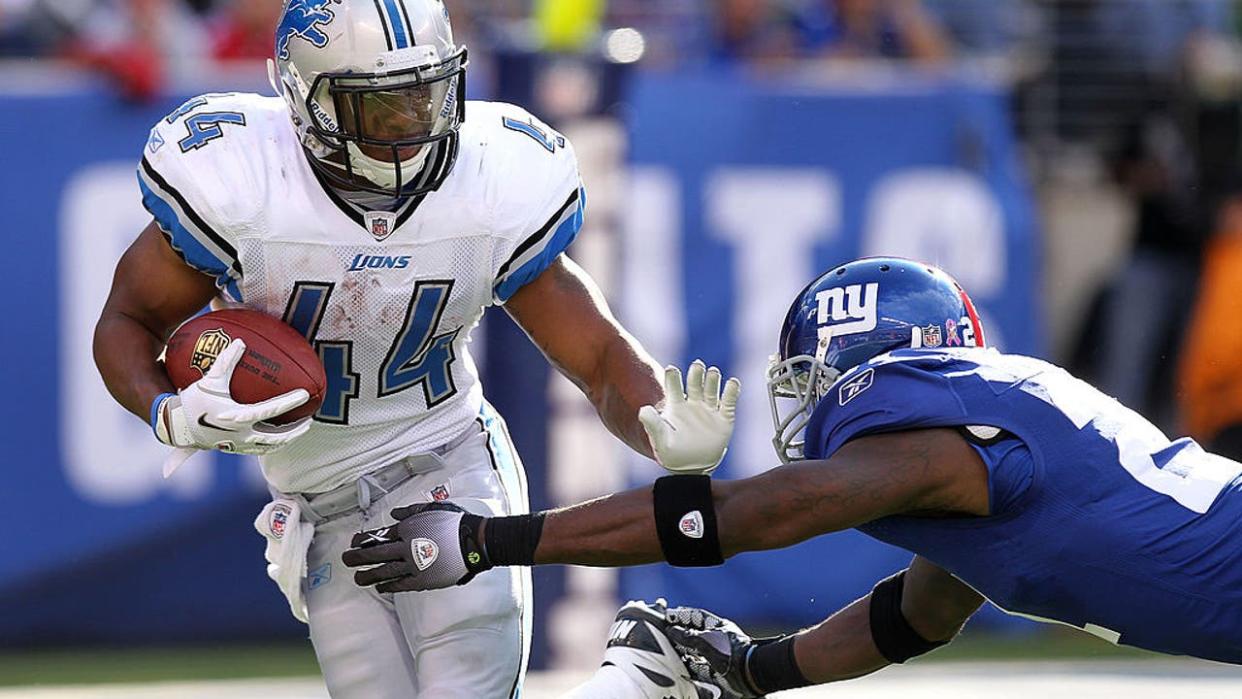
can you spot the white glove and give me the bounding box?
[152,339,312,477]
[639,361,740,475]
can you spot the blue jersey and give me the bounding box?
[804,348,1242,663]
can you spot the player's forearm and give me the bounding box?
[586,334,663,459]
[533,486,665,566]
[93,310,176,421]
[713,460,907,557]
[527,462,884,568]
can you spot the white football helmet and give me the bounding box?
[271,0,467,201]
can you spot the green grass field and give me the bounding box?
[0,626,1156,688]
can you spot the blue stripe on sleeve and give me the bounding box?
[493,189,585,303]
[138,174,234,288]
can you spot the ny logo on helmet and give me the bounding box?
[815,283,879,347]
[277,0,339,60]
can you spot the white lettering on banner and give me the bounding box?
[706,169,841,478]
[862,169,1006,296]
[622,165,1013,481]
[58,164,215,504]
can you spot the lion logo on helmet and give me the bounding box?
[277,0,339,60]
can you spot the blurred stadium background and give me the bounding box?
[3,0,1242,695]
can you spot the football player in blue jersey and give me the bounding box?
[345,256,1242,698]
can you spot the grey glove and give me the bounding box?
[342,502,492,593]
[664,605,767,699]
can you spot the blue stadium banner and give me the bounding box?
[0,86,311,643]
[618,71,1043,629]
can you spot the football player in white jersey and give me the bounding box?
[92,1,736,697]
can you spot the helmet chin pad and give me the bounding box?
[345,141,432,190]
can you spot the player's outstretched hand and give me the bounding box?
[639,361,741,475]
[342,502,492,593]
[663,604,766,699]
[153,339,312,477]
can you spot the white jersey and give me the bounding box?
[138,93,584,493]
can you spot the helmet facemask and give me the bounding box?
[766,352,841,464]
[301,47,467,202]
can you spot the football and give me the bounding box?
[164,308,327,425]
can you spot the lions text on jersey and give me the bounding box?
[139,93,584,493]
[805,347,1242,663]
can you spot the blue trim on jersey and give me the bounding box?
[138,176,238,295]
[478,400,531,698]
[493,188,585,303]
[502,117,560,153]
[382,0,410,48]
[223,278,242,302]
[480,402,521,489]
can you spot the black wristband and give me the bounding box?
[745,635,811,694]
[482,512,547,566]
[652,475,724,567]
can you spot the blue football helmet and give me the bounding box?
[767,257,986,462]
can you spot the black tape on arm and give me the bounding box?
[869,571,948,663]
[652,475,724,567]
[483,512,546,567]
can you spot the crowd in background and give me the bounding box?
[5,0,1242,455]
[0,0,1035,83]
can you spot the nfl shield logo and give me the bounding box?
[428,484,450,502]
[365,212,396,241]
[190,328,231,375]
[270,503,292,540]
[922,324,943,348]
[413,538,439,570]
[678,511,704,539]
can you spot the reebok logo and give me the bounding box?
[308,562,331,590]
[679,511,704,539]
[412,538,439,571]
[815,283,879,348]
[364,528,393,544]
[838,368,875,405]
[348,254,411,272]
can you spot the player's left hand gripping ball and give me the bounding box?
[343,502,491,593]
[639,361,741,475]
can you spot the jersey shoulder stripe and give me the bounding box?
[137,155,242,299]
[493,185,584,302]
[462,101,585,303]
[137,93,288,299]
